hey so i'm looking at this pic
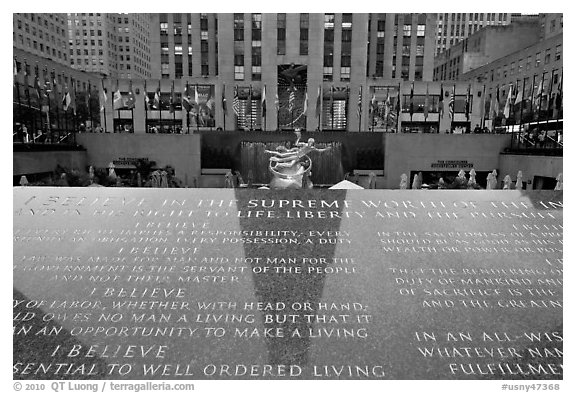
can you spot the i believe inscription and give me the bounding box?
[13,188,562,380]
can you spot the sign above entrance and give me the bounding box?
[431,160,474,169]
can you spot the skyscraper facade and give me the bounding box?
[435,13,511,55]
[67,13,152,79]
[142,13,436,131]
[13,13,68,66]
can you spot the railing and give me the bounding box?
[508,131,563,155]
[13,128,77,146]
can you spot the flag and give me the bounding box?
[369,92,376,116]
[261,85,266,118]
[154,83,161,109]
[34,75,44,103]
[182,83,192,112]
[70,78,77,115]
[100,79,108,112]
[424,84,429,120]
[125,80,135,109]
[288,87,296,112]
[206,96,214,111]
[301,90,308,115]
[62,86,72,111]
[448,86,455,119]
[535,77,544,108]
[13,59,18,78]
[315,85,321,118]
[514,83,523,106]
[503,84,513,119]
[274,92,279,113]
[396,85,401,117]
[232,85,240,116]
[52,77,60,105]
[537,77,548,111]
[409,82,414,119]
[194,84,200,106]
[356,86,362,118]
[169,81,176,113]
[438,84,444,117]
[221,84,227,114]
[87,81,92,109]
[113,83,123,110]
[555,72,562,110]
[384,91,391,121]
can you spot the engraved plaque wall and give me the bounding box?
[13,188,563,380]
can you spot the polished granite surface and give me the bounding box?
[13,188,563,379]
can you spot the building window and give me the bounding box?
[234,13,244,41]
[403,25,411,36]
[252,66,261,81]
[544,48,551,64]
[555,45,561,60]
[323,67,333,81]
[160,22,168,35]
[340,67,350,81]
[324,13,334,28]
[277,13,286,55]
[234,65,244,80]
[417,24,425,37]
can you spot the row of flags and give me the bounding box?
[15,60,562,125]
[489,71,563,120]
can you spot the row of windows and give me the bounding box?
[15,34,67,62]
[440,13,507,22]
[15,14,66,38]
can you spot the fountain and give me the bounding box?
[240,135,343,187]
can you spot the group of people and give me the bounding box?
[145,125,188,134]
[521,128,561,148]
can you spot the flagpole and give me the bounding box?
[222,84,226,131]
[196,84,200,133]
[358,85,362,132]
[109,78,114,132]
[172,81,176,130]
[555,71,562,136]
[330,85,334,130]
[318,85,322,131]
[385,87,390,133]
[537,71,545,125]
[396,82,401,133]
[438,83,443,133]
[71,78,77,143]
[184,81,189,134]
[291,87,295,130]
[56,76,61,137]
[115,80,121,132]
[480,84,486,130]
[249,85,253,131]
[450,84,455,132]
[263,84,266,131]
[544,72,554,133]
[519,78,526,129]
[102,79,107,133]
[46,79,52,139]
[144,80,148,132]
[88,81,93,132]
[158,80,162,132]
